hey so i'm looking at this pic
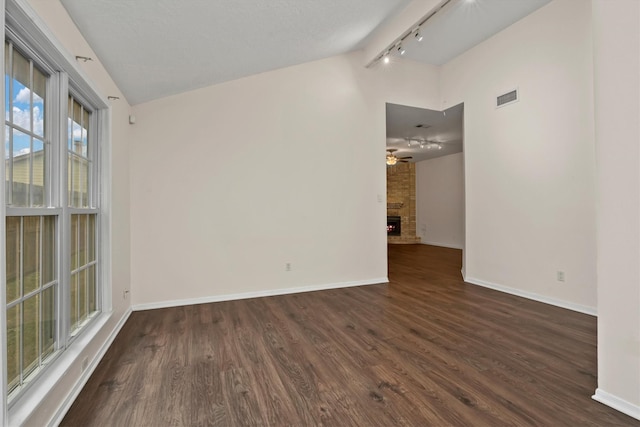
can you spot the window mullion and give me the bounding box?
[1,8,6,423]
[89,113,95,208]
[28,60,33,207]
[38,216,43,368]
[7,42,13,206]
[44,64,55,209]
[97,109,109,312]
[17,218,23,388]
[56,72,70,350]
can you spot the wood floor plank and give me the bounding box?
[61,244,640,426]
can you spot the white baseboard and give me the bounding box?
[593,388,640,421]
[132,277,389,312]
[420,240,464,250]
[464,276,597,316]
[48,307,133,427]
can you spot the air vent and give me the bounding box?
[496,89,518,108]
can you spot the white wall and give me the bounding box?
[416,153,464,249]
[439,0,597,313]
[592,0,640,418]
[129,55,440,308]
[17,0,637,422]
[19,1,132,425]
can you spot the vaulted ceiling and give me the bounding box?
[60,0,551,106]
[60,0,411,105]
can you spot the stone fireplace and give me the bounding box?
[386,162,421,244]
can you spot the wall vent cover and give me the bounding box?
[496,89,518,107]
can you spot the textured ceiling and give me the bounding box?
[60,0,411,105]
[60,0,553,106]
[386,103,463,163]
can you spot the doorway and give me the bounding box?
[385,102,465,276]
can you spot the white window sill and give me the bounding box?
[8,311,113,426]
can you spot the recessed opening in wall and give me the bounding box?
[387,216,401,236]
[385,102,465,272]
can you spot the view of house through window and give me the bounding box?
[4,38,101,401]
[5,216,56,394]
[70,213,97,334]
[5,42,47,207]
[68,96,90,208]
[67,95,98,335]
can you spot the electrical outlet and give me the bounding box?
[285,263,291,271]
[557,271,565,282]
[123,289,130,299]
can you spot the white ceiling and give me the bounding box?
[60,0,552,106]
[396,0,551,65]
[60,0,411,105]
[386,103,463,163]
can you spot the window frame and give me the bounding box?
[4,40,50,208]
[4,32,65,404]
[4,213,58,397]
[4,38,103,402]
[63,90,101,341]
[1,0,112,423]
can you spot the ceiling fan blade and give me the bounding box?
[386,148,398,154]
[398,156,413,160]
[399,160,410,163]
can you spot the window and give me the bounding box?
[67,95,99,335]
[5,216,56,394]
[3,32,102,402]
[4,43,47,208]
[4,43,58,398]
[69,213,97,334]
[68,96,91,208]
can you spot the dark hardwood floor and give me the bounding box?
[62,244,639,426]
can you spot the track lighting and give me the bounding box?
[367,0,450,68]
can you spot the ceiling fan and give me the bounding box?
[386,148,412,165]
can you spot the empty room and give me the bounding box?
[0,0,639,425]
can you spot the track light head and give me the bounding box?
[397,44,406,55]
[415,30,423,42]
